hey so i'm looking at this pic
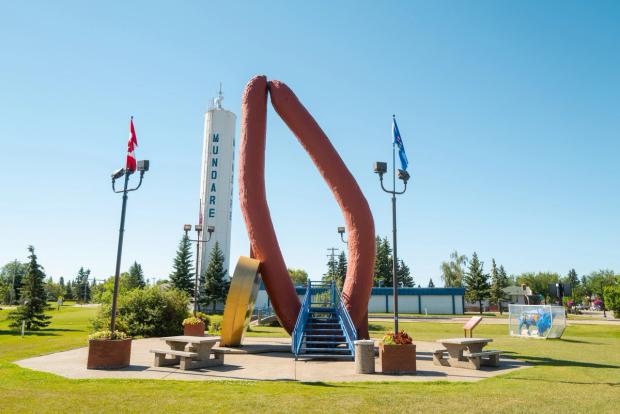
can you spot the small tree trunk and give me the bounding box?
[479,300,483,314]
[499,301,503,315]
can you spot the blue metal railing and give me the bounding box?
[292,280,312,356]
[335,285,357,356]
[291,280,358,358]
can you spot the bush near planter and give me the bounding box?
[87,330,131,370]
[380,331,416,374]
[92,286,190,338]
[604,285,620,318]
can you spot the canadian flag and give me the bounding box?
[126,116,138,172]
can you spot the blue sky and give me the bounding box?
[1,1,618,286]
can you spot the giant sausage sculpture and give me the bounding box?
[238,75,375,338]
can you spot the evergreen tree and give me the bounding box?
[335,251,348,289]
[8,246,51,330]
[169,233,194,296]
[59,276,65,291]
[199,242,229,313]
[322,250,339,283]
[127,261,146,290]
[397,259,414,287]
[464,252,491,314]
[65,281,74,300]
[489,260,509,314]
[565,268,579,288]
[74,267,91,303]
[428,278,435,288]
[374,237,392,286]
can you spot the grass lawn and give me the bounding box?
[1,307,619,413]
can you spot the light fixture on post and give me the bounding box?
[373,121,411,334]
[337,226,348,245]
[184,223,215,315]
[109,159,149,335]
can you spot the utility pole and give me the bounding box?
[326,247,339,283]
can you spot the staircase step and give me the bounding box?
[298,353,354,360]
[305,341,347,345]
[304,347,352,353]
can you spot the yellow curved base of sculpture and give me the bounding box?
[220,256,261,347]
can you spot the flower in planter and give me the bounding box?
[382,330,413,345]
[182,316,204,326]
[88,330,128,341]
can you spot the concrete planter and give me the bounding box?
[183,321,205,336]
[87,338,132,369]
[379,343,416,374]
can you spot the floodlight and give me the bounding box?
[374,162,387,175]
[397,169,410,183]
[137,160,150,172]
[207,225,215,234]
[195,224,203,232]
[183,224,192,232]
[337,226,345,235]
[111,168,126,180]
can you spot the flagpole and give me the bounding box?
[391,140,399,334]
[110,172,130,334]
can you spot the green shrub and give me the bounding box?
[604,285,620,318]
[92,286,190,337]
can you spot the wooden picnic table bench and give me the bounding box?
[433,338,501,370]
[150,335,224,370]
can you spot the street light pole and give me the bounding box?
[374,153,410,334]
[185,224,214,316]
[110,160,149,335]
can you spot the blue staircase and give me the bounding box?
[292,281,357,360]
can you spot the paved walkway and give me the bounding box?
[16,337,529,382]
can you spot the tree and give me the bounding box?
[169,233,194,296]
[428,278,435,288]
[0,260,28,304]
[127,261,146,290]
[74,267,91,303]
[199,241,229,313]
[516,272,561,302]
[464,252,490,314]
[374,236,392,286]
[397,259,414,287]
[288,268,309,286]
[490,260,509,314]
[8,246,51,330]
[584,269,618,305]
[323,250,339,283]
[440,251,467,288]
[65,281,74,300]
[565,269,579,288]
[336,252,348,289]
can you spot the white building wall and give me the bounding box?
[199,100,236,278]
[255,290,464,315]
[420,295,454,314]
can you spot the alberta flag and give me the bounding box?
[392,115,408,171]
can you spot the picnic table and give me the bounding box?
[150,335,224,370]
[433,338,501,370]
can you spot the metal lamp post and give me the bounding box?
[374,160,410,333]
[110,160,149,335]
[184,224,214,315]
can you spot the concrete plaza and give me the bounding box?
[16,337,529,382]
